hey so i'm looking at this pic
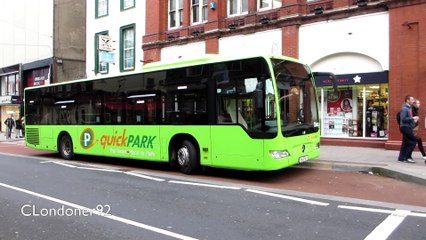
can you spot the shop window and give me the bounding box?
[319,84,388,138]
[363,84,389,138]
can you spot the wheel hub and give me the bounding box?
[177,146,189,166]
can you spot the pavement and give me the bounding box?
[0,131,425,186]
[300,144,426,186]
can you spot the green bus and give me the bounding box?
[24,55,325,174]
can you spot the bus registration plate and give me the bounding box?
[298,156,309,163]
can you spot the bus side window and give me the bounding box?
[216,97,230,124]
[225,99,248,129]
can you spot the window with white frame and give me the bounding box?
[169,0,183,28]
[259,0,281,10]
[121,0,135,10]
[228,0,248,16]
[191,0,208,24]
[121,25,135,71]
[96,0,108,17]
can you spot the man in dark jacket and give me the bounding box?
[398,95,418,163]
[4,114,15,140]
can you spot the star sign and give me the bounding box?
[353,75,361,83]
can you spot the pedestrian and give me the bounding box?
[4,114,15,140]
[15,116,23,138]
[397,95,418,163]
[21,116,25,137]
[408,99,426,164]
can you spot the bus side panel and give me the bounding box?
[262,133,320,171]
[71,125,162,161]
[25,126,57,152]
[71,126,114,158]
[159,126,212,166]
[116,126,161,161]
[286,133,320,167]
[210,126,263,170]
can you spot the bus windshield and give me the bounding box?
[272,59,319,137]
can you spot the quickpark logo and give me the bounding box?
[80,128,95,149]
[79,128,156,150]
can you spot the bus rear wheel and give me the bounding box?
[59,134,74,160]
[176,140,198,174]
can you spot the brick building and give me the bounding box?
[140,0,426,149]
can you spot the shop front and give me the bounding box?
[0,64,22,132]
[316,71,388,145]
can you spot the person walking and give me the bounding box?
[15,116,23,138]
[4,114,15,140]
[409,99,426,164]
[398,95,418,163]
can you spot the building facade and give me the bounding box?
[0,0,54,131]
[0,0,86,132]
[141,0,426,149]
[86,0,145,78]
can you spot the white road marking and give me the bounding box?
[40,160,54,164]
[124,172,166,182]
[338,205,426,240]
[245,189,330,206]
[42,161,164,182]
[338,205,395,214]
[0,182,199,240]
[50,161,77,168]
[44,161,122,172]
[364,209,410,240]
[338,205,426,218]
[169,180,241,190]
[409,211,426,218]
[76,166,123,173]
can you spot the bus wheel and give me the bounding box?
[59,134,74,160]
[176,140,198,174]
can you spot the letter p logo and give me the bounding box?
[80,128,95,149]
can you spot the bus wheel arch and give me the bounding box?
[169,134,200,174]
[57,132,75,160]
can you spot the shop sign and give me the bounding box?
[0,96,12,104]
[100,51,115,64]
[0,96,22,104]
[315,71,388,87]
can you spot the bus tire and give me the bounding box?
[176,140,199,174]
[59,134,75,160]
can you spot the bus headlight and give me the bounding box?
[269,150,290,159]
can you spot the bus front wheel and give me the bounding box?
[176,140,198,174]
[59,134,74,160]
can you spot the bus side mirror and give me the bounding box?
[313,72,337,93]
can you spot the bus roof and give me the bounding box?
[141,54,302,72]
[24,54,303,91]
